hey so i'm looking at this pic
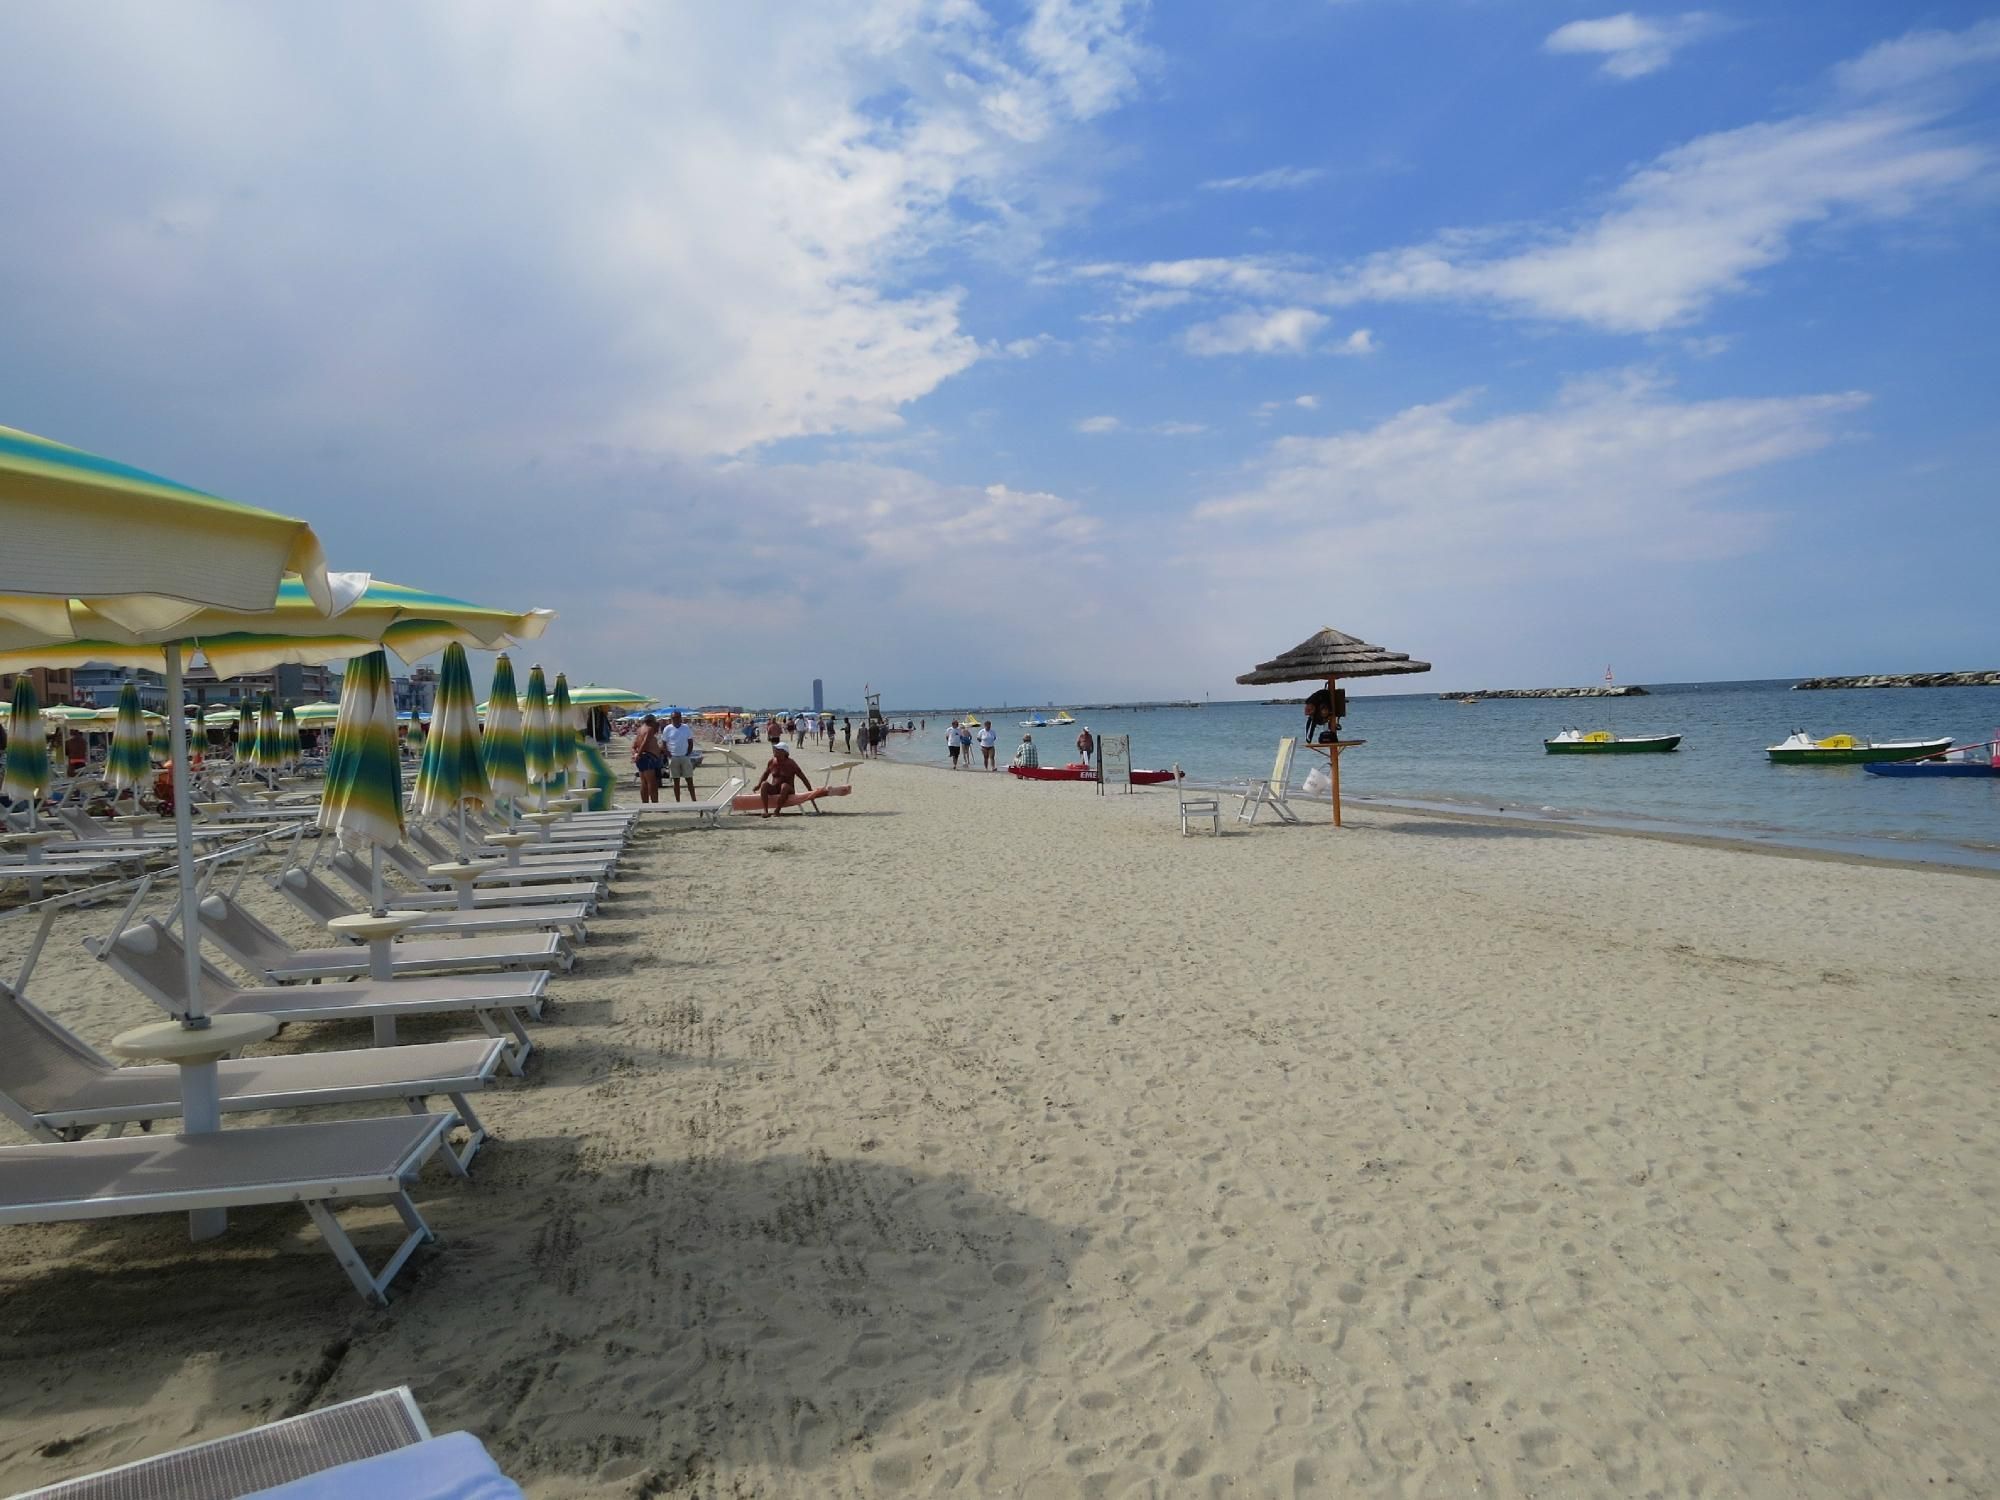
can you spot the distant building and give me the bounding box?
[0,667,73,706]
[812,678,824,714]
[182,661,339,708]
[394,666,438,717]
[71,663,170,710]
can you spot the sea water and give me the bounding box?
[878,680,2000,865]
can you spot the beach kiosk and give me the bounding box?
[1234,625,1431,827]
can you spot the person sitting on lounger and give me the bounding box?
[1010,734,1039,769]
[755,743,814,818]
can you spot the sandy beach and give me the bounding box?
[3,757,1998,1497]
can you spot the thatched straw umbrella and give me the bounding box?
[1235,625,1431,826]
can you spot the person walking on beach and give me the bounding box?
[662,710,697,803]
[1076,726,1094,769]
[755,742,813,817]
[978,719,997,770]
[946,720,962,769]
[632,714,664,804]
[766,717,782,749]
[841,717,852,752]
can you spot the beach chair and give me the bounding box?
[730,783,853,816]
[0,981,499,1173]
[13,1386,524,1500]
[0,1114,457,1306]
[1238,738,1301,825]
[95,920,548,1071]
[327,846,599,914]
[274,865,590,942]
[407,821,624,863]
[644,776,744,828]
[384,838,613,888]
[192,890,573,981]
[1175,766,1220,836]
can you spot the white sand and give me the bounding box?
[2,760,1998,1496]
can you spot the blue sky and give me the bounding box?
[1,2,1995,703]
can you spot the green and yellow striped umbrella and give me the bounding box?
[563,684,655,710]
[319,650,404,854]
[415,643,490,854]
[202,706,239,727]
[551,673,577,797]
[40,703,100,723]
[3,675,49,809]
[252,693,284,772]
[481,654,528,808]
[522,665,559,797]
[574,740,615,812]
[236,704,257,764]
[292,701,340,724]
[106,681,153,794]
[279,704,302,767]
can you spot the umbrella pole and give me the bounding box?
[164,646,209,1029]
[370,842,387,917]
[457,800,468,861]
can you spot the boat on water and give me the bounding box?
[1544,729,1682,754]
[1864,739,1999,778]
[1766,731,1954,766]
[1009,764,1178,785]
[1020,714,1051,728]
[1053,711,1076,724]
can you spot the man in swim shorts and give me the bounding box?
[756,742,814,817]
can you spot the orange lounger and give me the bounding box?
[731,784,854,814]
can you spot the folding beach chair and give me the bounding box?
[328,845,600,913]
[192,889,573,981]
[274,864,589,942]
[645,776,745,828]
[96,919,549,1070]
[0,980,499,1172]
[1238,737,1302,825]
[13,1387,524,1500]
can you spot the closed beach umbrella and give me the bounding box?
[414,642,489,857]
[552,673,577,795]
[3,676,49,817]
[106,681,152,798]
[252,693,284,776]
[522,665,558,804]
[482,654,528,811]
[574,739,615,812]
[319,650,405,910]
[279,704,301,767]
[236,704,256,766]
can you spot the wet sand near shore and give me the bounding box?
[2,758,1997,1496]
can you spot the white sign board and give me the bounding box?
[1097,734,1132,793]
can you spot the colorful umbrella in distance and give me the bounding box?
[414,642,490,858]
[202,707,239,726]
[106,680,153,797]
[40,703,100,722]
[3,675,48,812]
[291,701,340,724]
[252,693,284,774]
[564,684,655,709]
[522,665,558,803]
[482,653,527,808]
[552,673,577,796]
[318,650,405,910]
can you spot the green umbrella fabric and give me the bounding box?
[279,704,302,766]
[106,681,152,793]
[236,704,256,764]
[291,701,340,724]
[3,676,49,806]
[522,665,559,794]
[563,684,655,709]
[481,654,527,803]
[252,693,284,771]
[551,673,577,796]
[39,703,100,723]
[318,650,404,852]
[574,740,615,812]
[414,643,489,819]
[202,706,241,726]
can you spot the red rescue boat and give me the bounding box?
[1007,763,1177,785]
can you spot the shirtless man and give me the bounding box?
[755,742,814,818]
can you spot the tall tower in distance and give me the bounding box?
[812,678,824,715]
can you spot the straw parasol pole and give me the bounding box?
[1235,625,1431,827]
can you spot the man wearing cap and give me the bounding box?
[755,741,815,817]
[1010,733,1039,769]
[662,710,697,803]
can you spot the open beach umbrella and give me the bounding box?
[481,654,528,813]
[564,684,654,710]
[1235,624,1432,827]
[202,706,239,727]
[106,681,153,799]
[552,673,577,796]
[3,676,49,821]
[522,665,559,806]
[40,703,100,723]
[291,701,340,724]
[319,650,405,911]
[414,643,490,858]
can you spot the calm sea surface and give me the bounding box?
[874,680,2000,864]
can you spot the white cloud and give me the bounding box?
[1544,13,1715,80]
[1193,374,1869,586]
[1294,394,1319,410]
[1200,166,1325,192]
[1184,307,1330,356]
[1835,18,2000,96]
[0,1,1153,460]
[1336,329,1377,356]
[1075,414,1122,433]
[1151,420,1208,435]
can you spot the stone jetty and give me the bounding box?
[1793,670,2000,690]
[1441,685,1649,700]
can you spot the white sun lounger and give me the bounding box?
[13,1386,524,1500]
[639,777,744,828]
[97,920,549,1071]
[380,842,611,893]
[1238,737,1302,825]
[0,981,500,1173]
[275,866,589,942]
[193,891,573,982]
[327,846,599,914]
[0,1114,458,1304]
[407,823,623,863]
